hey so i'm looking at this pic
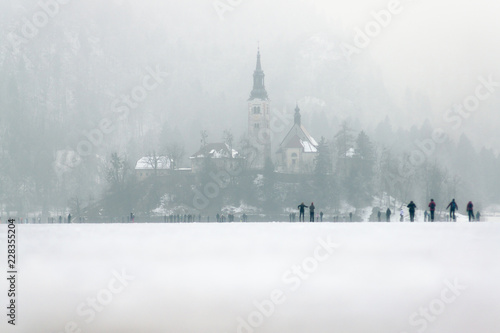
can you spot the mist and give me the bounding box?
[3,2,500,332]
[1,0,500,218]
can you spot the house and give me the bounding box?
[190,143,244,173]
[275,104,319,173]
[135,156,172,181]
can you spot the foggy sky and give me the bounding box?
[2,0,500,152]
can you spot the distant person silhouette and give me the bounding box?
[466,201,474,222]
[309,202,315,222]
[407,201,417,222]
[298,202,308,222]
[428,199,436,222]
[446,199,458,221]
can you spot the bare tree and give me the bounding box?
[200,130,208,147]
[68,196,82,218]
[144,151,162,176]
[164,143,185,170]
[106,152,129,186]
[223,129,234,150]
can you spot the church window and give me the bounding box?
[253,106,261,114]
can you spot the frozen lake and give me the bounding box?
[1,221,499,333]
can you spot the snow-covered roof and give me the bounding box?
[300,125,318,147]
[301,140,318,153]
[135,156,172,170]
[190,143,240,159]
[278,124,318,154]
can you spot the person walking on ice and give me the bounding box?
[386,208,391,222]
[297,202,308,222]
[399,208,404,222]
[309,202,315,222]
[428,199,436,222]
[407,201,417,222]
[446,199,458,221]
[466,201,474,221]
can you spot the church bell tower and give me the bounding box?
[247,49,271,169]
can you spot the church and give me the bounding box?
[246,50,319,173]
[135,49,320,178]
[275,104,318,173]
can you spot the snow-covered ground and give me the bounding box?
[1,222,499,333]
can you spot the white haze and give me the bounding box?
[2,0,500,153]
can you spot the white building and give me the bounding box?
[275,104,318,173]
[135,156,172,181]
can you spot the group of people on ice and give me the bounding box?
[297,202,325,222]
[402,199,480,222]
[296,198,483,222]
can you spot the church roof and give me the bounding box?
[190,143,240,159]
[278,124,318,153]
[277,105,318,153]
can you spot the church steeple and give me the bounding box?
[247,47,271,169]
[294,103,301,126]
[256,47,262,71]
[249,49,268,100]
